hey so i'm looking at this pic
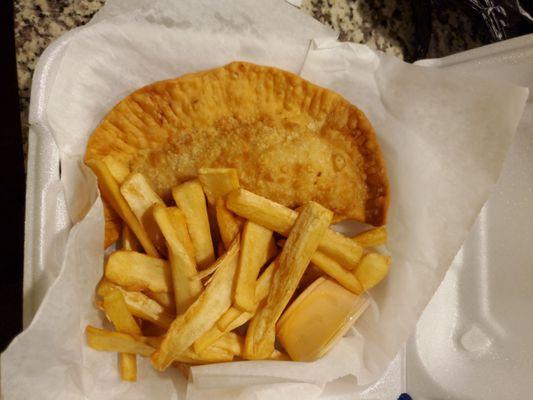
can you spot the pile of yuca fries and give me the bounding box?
[86,158,391,381]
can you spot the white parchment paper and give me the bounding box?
[1,1,528,399]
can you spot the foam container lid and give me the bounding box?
[22,3,533,398]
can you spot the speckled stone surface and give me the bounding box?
[302,0,414,59]
[15,0,105,160]
[15,0,491,163]
[301,0,491,59]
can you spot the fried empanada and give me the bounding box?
[85,62,389,246]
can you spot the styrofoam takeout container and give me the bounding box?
[24,11,533,398]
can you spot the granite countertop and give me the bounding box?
[14,0,491,161]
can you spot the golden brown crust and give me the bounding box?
[85,62,389,244]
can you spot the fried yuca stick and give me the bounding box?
[172,180,215,269]
[97,280,174,329]
[234,221,276,312]
[193,325,225,354]
[102,155,130,184]
[192,199,245,280]
[86,326,154,357]
[120,173,166,255]
[193,262,222,281]
[103,291,142,336]
[103,291,142,381]
[122,245,174,312]
[152,207,196,312]
[280,239,363,295]
[219,258,277,331]
[180,348,233,364]
[150,333,243,362]
[120,173,164,218]
[194,326,280,361]
[151,239,240,371]
[87,159,159,257]
[198,167,240,205]
[226,189,362,269]
[353,226,387,247]
[199,167,241,252]
[153,204,203,314]
[145,290,175,311]
[310,251,363,294]
[122,225,141,252]
[166,207,196,261]
[354,253,391,290]
[209,332,244,357]
[105,250,171,293]
[86,326,234,364]
[244,202,333,359]
[193,260,277,353]
[216,198,243,249]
